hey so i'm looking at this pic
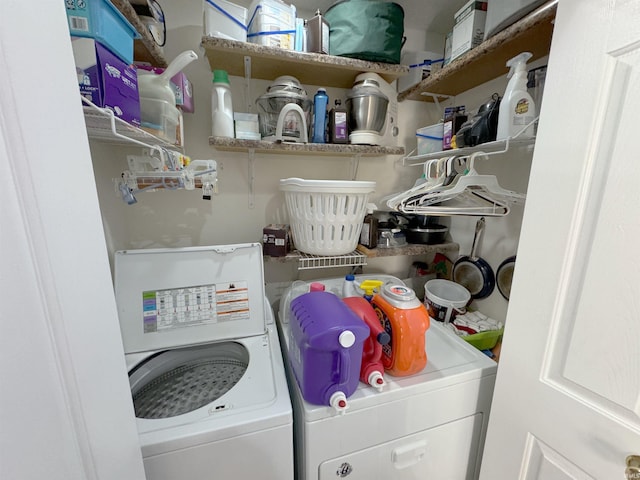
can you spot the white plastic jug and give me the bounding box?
[137,50,198,105]
[211,70,234,138]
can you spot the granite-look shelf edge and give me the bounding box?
[209,137,405,157]
[398,0,557,102]
[357,242,459,258]
[201,36,409,89]
[111,0,168,67]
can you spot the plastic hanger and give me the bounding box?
[384,156,454,211]
[398,152,526,217]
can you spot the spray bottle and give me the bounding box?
[496,52,536,141]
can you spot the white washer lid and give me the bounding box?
[115,243,266,354]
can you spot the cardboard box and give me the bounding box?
[72,37,140,126]
[443,106,467,150]
[65,0,137,64]
[451,1,487,62]
[263,224,291,257]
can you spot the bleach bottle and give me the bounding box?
[211,70,234,138]
[370,283,430,377]
[496,52,536,140]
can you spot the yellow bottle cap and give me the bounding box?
[359,280,384,297]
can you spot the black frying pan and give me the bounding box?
[496,255,516,300]
[453,217,495,299]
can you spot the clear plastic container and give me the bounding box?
[139,97,180,144]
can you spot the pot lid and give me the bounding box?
[259,75,308,101]
[347,79,389,101]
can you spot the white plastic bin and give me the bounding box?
[203,0,248,42]
[247,0,296,49]
[416,123,444,155]
[279,178,376,256]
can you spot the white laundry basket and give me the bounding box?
[279,177,376,256]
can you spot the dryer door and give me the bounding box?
[319,414,482,479]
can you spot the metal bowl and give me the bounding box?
[346,95,388,132]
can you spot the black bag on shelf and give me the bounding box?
[324,0,405,64]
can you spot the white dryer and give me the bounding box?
[277,275,497,480]
[114,243,293,480]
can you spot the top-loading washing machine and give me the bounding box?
[114,243,293,480]
[276,274,497,480]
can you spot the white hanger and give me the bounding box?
[398,152,526,217]
[384,156,454,211]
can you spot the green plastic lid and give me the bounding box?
[212,70,229,84]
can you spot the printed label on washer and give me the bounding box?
[142,281,250,333]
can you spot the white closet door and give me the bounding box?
[0,1,145,479]
[480,0,640,478]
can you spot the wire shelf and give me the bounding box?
[297,250,368,270]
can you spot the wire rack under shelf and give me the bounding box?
[81,98,181,150]
[264,250,368,270]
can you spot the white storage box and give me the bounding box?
[451,0,487,62]
[416,123,444,155]
[247,0,296,49]
[484,0,547,40]
[279,178,376,256]
[234,112,260,140]
[204,0,248,42]
[398,50,444,93]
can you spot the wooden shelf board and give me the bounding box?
[201,37,409,89]
[357,242,459,258]
[111,0,168,67]
[398,1,557,102]
[209,137,405,157]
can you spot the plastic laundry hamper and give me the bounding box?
[279,178,376,256]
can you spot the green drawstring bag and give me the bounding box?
[324,0,405,64]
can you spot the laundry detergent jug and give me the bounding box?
[342,296,389,391]
[370,283,430,376]
[289,291,369,413]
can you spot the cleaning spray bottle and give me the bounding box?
[496,52,536,141]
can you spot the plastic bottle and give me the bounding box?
[496,52,536,140]
[211,70,234,138]
[359,206,378,249]
[370,283,430,377]
[328,99,348,144]
[342,274,361,298]
[311,88,328,143]
[342,296,390,392]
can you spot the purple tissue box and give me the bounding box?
[72,37,140,126]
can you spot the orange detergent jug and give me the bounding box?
[370,283,430,376]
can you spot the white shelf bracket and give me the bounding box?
[244,55,252,112]
[350,153,361,180]
[248,148,255,209]
[420,92,454,111]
